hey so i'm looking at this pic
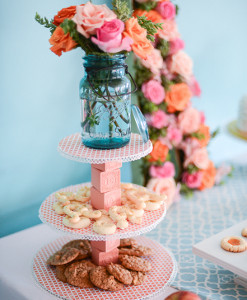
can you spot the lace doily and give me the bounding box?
[39,183,166,241]
[57,133,152,164]
[32,235,177,300]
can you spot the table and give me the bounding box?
[0,224,176,300]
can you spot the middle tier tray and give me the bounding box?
[39,183,166,241]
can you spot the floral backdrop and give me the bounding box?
[132,0,231,207]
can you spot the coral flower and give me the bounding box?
[133,9,163,24]
[165,83,191,113]
[193,124,211,147]
[53,5,77,26]
[199,161,216,190]
[49,26,77,56]
[149,140,169,162]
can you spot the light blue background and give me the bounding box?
[1,0,247,237]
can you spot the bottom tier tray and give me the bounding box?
[32,236,177,300]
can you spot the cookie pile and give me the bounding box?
[52,183,166,234]
[47,238,153,291]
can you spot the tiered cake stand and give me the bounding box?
[34,133,177,300]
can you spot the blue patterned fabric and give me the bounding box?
[146,165,247,300]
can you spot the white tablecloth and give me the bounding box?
[0,224,176,300]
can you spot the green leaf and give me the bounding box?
[161,75,173,91]
[137,15,163,42]
[175,5,179,16]
[35,12,56,34]
[191,132,205,140]
[134,60,152,87]
[180,183,194,198]
[187,164,199,174]
[157,39,170,58]
[136,1,157,12]
[211,127,220,139]
[112,0,132,22]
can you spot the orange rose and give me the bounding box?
[199,161,216,190]
[53,6,77,26]
[49,26,77,56]
[133,9,163,24]
[165,83,191,113]
[194,124,211,147]
[123,17,153,60]
[149,141,169,163]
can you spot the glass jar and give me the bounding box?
[79,54,132,149]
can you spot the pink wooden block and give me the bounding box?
[91,161,122,171]
[91,168,120,193]
[91,239,120,252]
[90,187,121,210]
[92,247,119,266]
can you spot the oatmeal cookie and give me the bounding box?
[55,264,69,283]
[106,263,132,285]
[119,245,153,257]
[119,255,152,272]
[119,238,137,248]
[47,247,80,266]
[62,239,92,258]
[89,266,123,291]
[130,270,146,285]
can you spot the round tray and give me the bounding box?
[57,133,153,164]
[39,183,166,241]
[32,236,177,300]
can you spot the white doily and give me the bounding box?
[39,183,166,241]
[57,133,152,164]
[32,235,177,300]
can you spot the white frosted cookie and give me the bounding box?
[221,236,247,253]
[63,216,91,229]
[241,227,247,237]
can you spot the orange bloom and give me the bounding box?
[53,5,77,26]
[194,124,211,147]
[199,161,216,190]
[165,83,191,113]
[49,26,77,56]
[149,141,169,163]
[133,9,163,24]
[123,17,153,60]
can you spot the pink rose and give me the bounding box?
[147,177,176,209]
[72,2,116,38]
[187,76,201,97]
[184,148,210,170]
[169,38,185,55]
[91,20,133,53]
[182,171,203,189]
[167,51,193,81]
[161,62,175,80]
[149,161,175,178]
[178,107,201,134]
[167,126,182,145]
[142,80,165,104]
[140,49,163,74]
[179,138,200,157]
[150,110,169,129]
[200,111,205,124]
[156,1,176,20]
[158,19,180,41]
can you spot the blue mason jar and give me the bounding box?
[79,54,132,149]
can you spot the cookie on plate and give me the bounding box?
[106,263,132,285]
[241,227,247,237]
[119,255,152,272]
[130,270,146,285]
[62,239,91,258]
[221,236,247,253]
[64,260,95,288]
[90,266,123,291]
[55,264,69,283]
[47,247,80,266]
[119,238,137,248]
[119,245,153,257]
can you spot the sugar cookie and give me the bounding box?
[221,236,247,252]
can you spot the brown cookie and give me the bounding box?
[106,263,132,285]
[89,266,123,291]
[130,271,146,285]
[119,245,153,257]
[119,255,151,272]
[62,239,92,258]
[47,247,80,266]
[119,238,137,248]
[55,264,68,283]
[64,260,95,288]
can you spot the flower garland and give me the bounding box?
[133,0,231,206]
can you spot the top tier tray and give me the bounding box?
[58,133,153,164]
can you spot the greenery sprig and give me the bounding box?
[35,13,56,34]
[136,1,157,12]
[137,16,163,42]
[112,0,132,22]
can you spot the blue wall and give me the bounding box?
[1,0,247,237]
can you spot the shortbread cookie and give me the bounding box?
[130,270,146,285]
[241,227,247,237]
[119,238,138,248]
[62,239,91,258]
[63,216,91,229]
[119,255,152,272]
[89,266,123,291]
[65,260,95,288]
[221,236,247,253]
[106,263,132,285]
[119,245,153,257]
[47,248,80,266]
[55,264,68,283]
